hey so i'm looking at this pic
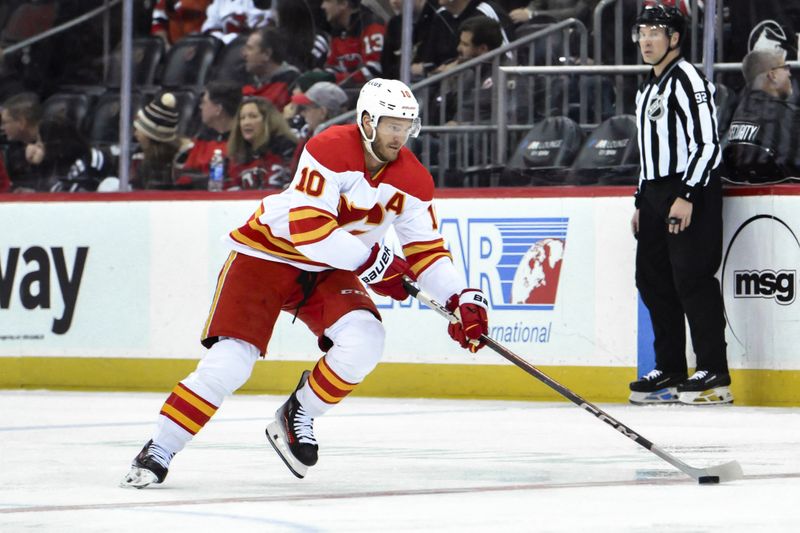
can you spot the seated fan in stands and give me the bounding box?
[225,96,297,190]
[723,49,800,183]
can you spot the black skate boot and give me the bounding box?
[628,369,685,405]
[120,439,172,488]
[266,370,318,478]
[677,370,733,405]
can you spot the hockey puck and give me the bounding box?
[698,476,720,484]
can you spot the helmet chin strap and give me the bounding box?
[652,34,678,69]
[360,117,387,164]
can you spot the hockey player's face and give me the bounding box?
[637,25,670,64]
[373,117,413,161]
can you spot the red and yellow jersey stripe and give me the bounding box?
[403,238,452,278]
[229,203,328,267]
[288,206,339,246]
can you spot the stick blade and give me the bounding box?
[695,460,743,483]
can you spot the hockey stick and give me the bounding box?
[403,278,743,484]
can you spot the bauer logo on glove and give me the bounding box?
[356,243,415,301]
[446,288,489,353]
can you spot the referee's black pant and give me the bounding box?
[635,172,729,374]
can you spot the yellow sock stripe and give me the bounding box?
[173,385,217,417]
[318,358,357,392]
[308,373,341,404]
[161,403,202,434]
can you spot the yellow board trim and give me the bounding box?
[1,357,799,406]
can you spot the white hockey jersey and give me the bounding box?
[228,124,465,303]
[201,0,273,44]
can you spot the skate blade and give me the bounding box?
[629,387,679,405]
[679,387,734,405]
[119,466,159,489]
[266,421,308,479]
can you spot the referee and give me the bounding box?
[628,3,732,405]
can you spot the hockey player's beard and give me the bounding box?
[371,137,403,163]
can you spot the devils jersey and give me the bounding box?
[324,7,386,85]
[201,0,273,44]
[228,124,464,303]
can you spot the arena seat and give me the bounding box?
[209,34,248,85]
[570,114,640,185]
[160,34,222,90]
[105,36,165,88]
[722,142,786,184]
[0,1,57,46]
[86,91,144,145]
[502,116,584,186]
[41,92,95,131]
[169,89,201,137]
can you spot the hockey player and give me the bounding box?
[121,78,490,487]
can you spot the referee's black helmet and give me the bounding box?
[631,3,687,46]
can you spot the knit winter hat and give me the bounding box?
[134,93,179,142]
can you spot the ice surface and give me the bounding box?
[1,391,798,532]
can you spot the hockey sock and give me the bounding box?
[297,356,357,417]
[158,382,219,440]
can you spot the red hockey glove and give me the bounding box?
[445,289,489,353]
[356,243,414,301]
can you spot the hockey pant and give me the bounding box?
[152,309,385,455]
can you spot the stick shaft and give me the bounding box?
[403,279,741,481]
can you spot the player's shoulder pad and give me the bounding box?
[305,125,364,172]
[381,148,434,202]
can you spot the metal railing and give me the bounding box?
[317,17,590,186]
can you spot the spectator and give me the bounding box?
[178,81,242,187]
[226,96,297,189]
[726,49,800,177]
[509,0,594,25]
[131,92,191,189]
[151,0,212,47]
[321,0,387,86]
[288,81,349,172]
[415,0,513,75]
[382,0,437,80]
[440,16,504,124]
[242,27,301,112]
[26,117,114,193]
[274,0,330,71]
[202,0,274,44]
[1,92,44,192]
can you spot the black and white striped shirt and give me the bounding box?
[635,56,721,202]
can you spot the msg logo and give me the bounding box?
[733,269,795,305]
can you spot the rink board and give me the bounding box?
[1,186,799,405]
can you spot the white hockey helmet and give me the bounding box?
[356,78,421,142]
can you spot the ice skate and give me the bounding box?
[266,370,319,479]
[677,370,733,405]
[628,369,685,405]
[120,439,172,489]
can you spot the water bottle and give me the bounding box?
[208,149,224,191]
